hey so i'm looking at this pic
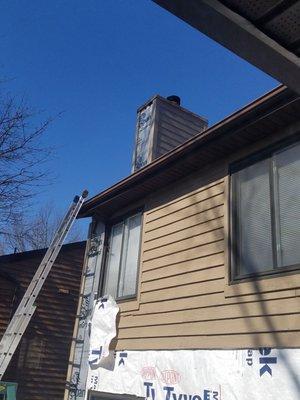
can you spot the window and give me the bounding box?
[231,140,300,278]
[102,212,142,299]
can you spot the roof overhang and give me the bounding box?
[152,0,300,94]
[80,85,300,220]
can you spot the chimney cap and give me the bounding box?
[166,95,181,106]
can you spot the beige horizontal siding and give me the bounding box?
[141,265,224,291]
[145,206,224,241]
[116,169,300,350]
[158,103,205,131]
[146,181,224,221]
[116,331,299,350]
[145,194,224,231]
[143,240,224,270]
[140,278,224,303]
[118,314,298,339]
[142,252,224,281]
[143,228,224,261]
[133,289,297,315]
[119,297,300,328]
[144,217,223,250]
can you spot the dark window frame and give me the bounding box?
[230,134,300,282]
[89,390,144,400]
[99,208,144,301]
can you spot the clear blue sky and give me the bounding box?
[0,0,277,234]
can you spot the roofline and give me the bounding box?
[0,241,86,261]
[80,84,289,218]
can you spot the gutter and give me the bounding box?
[79,85,294,218]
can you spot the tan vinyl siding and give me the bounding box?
[115,156,300,350]
[116,332,299,350]
[153,97,207,159]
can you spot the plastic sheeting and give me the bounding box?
[88,296,119,367]
[132,103,153,172]
[86,348,300,400]
[85,296,299,400]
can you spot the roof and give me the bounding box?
[0,240,86,261]
[80,85,300,220]
[222,0,300,55]
[153,0,300,93]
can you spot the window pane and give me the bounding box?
[118,213,142,297]
[235,159,273,275]
[275,143,300,267]
[103,223,123,297]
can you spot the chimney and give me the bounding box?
[131,95,208,172]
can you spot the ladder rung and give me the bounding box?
[0,190,88,378]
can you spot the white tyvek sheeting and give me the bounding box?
[132,103,153,171]
[86,348,300,400]
[88,296,119,367]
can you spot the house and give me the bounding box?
[0,241,85,400]
[64,85,300,400]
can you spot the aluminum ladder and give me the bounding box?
[0,190,88,380]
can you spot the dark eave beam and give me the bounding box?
[153,0,300,94]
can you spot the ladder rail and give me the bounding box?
[2,194,83,320]
[0,304,36,376]
[0,190,88,379]
[14,196,84,311]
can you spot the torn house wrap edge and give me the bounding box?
[86,300,300,400]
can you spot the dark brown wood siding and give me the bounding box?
[0,242,85,400]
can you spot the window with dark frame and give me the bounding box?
[231,140,300,279]
[102,212,142,299]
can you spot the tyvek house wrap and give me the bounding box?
[88,296,119,368]
[86,298,300,400]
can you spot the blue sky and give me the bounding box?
[0,0,277,236]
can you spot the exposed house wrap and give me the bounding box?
[65,87,300,400]
[86,347,300,400]
[84,299,300,399]
[88,296,119,367]
[132,102,154,172]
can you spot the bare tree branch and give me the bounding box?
[2,202,84,252]
[0,88,53,237]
